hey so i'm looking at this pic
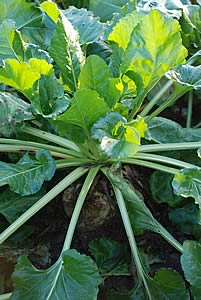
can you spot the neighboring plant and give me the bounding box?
[0,0,201,299]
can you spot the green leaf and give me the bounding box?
[172,168,201,207]
[49,14,85,92]
[150,171,184,207]
[0,92,33,137]
[86,41,112,65]
[0,150,56,196]
[0,188,45,223]
[198,148,201,158]
[79,55,121,108]
[121,9,187,94]
[89,0,129,21]
[89,238,131,276]
[0,58,53,96]
[31,74,69,118]
[91,112,140,158]
[55,89,109,138]
[40,1,60,24]
[108,12,140,50]
[181,241,201,300]
[64,6,105,45]
[146,117,201,143]
[170,64,201,94]
[169,203,201,236]
[11,249,102,300]
[0,0,47,48]
[107,171,160,235]
[0,19,24,61]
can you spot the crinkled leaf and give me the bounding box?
[181,241,201,300]
[49,14,85,92]
[121,9,187,96]
[172,168,201,207]
[11,249,102,300]
[91,112,141,158]
[0,92,33,137]
[0,150,56,196]
[0,188,45,223]
[0,19,24,61]
[55,89,109,140]
[31,75,69,118]
[24,44,52,63]
[89,238,131,276]
[146,117,201,143]
[150,171,183,207]
[79,55,121,108]
[89,0,129,21]
[0,58,53,96]
[64,6,105,45]
[0,0,47,48]
[170,64,201,94]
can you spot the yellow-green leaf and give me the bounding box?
[40,1,60,24]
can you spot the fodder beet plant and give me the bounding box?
[0,0,201,299]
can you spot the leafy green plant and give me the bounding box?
[0,0,201,299]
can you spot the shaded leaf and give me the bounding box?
[173,168,201,207]
[0,150,56,196]
[89,238,131,276]
[0,188,45,223]
[150,171,184,207]
[146,117,201,143]
[11,249,102,300]
[79,55,121,108]
[49,14,85,92]
[0,19,24,61]
[64,6,105,45]
[91,112,141,159]
[0,92,33,137]
[181,240,201,300]
[86,41,112,65]
[0,0,47,48]
[31,74,69,118]
[89,0,129,21]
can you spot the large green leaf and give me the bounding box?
[79,55,121,108]
[55,89,109,137]
[0,0,48,48]
[49,14,85,92]
[89,0,129,21]
[0,58,53,96]
[0,150,56,196]
[172,168,201,208]
[121,9,187,98]
[181,241,201,300]
[147,117,201,143]
[31,74,69,118]
[150,171,183,207]
[91,113,141,158]
[89,238,131,276]
[108,12,140,50]
[169,64,201,95]
[64,6,105,45]
[0,92,33,137]
[0,19,24,61]
[11,249,102,300]
[0,188,45,223]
